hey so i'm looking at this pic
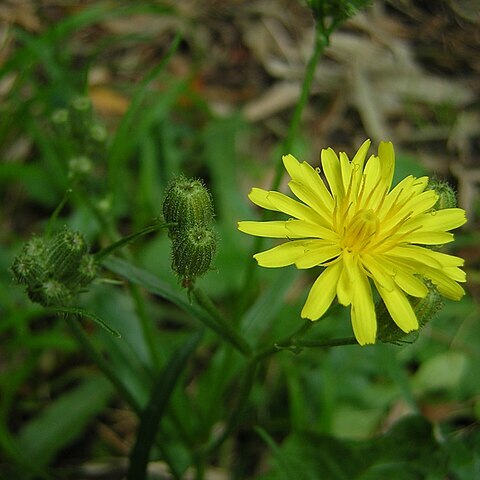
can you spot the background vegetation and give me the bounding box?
[1,1,479,479]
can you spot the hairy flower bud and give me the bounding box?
[427,179,458,210]
[171,225,216,282]
[11,228,97,308]
[377,282,444,344]
[47,228,88,281]
[11,243,46,286]
[70,254,98,288]
[28,279,74,307]
[163,176,214,235]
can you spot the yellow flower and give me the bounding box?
[238,140,467,345]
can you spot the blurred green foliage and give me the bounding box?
[0,2,478,479]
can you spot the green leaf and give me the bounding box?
[258,416,441,480]
[126,331,202,480]
[15,375,113,467]
[411,351,469,394]
[442,428,480,480]
[103,257,251,355]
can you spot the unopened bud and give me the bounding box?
[47,228,88,281]
[11,228,97,308]
[377,281,444,344]
[427,179,457,210]
[28,279,74,307]
[11,253,45,286]
[171,226,216,281]
[71,254,98,288]
[163,176,214,234]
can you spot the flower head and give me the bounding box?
[238,140,467,345]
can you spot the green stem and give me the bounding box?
[191,287,252,357]
[254,319,314,360]
[271,28,328,191]
[294,337,358,348]
[240,29,329,305]
[94,222,173,261]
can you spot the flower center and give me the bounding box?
[342,208,379,253]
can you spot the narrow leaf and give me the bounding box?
[53,306,121,337]
[127,331,203,480]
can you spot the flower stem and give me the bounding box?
[271,28,328,191]
[254,319,314,360]
[240,28,329,305]
[294,337,358,348]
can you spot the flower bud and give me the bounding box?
[11,228,97,308]
[28,279,74,307]
[377,282,444,344]
[163,176,214,234]
[47,228,88,281]
[427,179,457,210]
[11,252,45,286]
[171,225,216,281]
[70,254,98,288]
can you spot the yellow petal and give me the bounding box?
[248,187,278,211]
[407,208,467,233]
[388,245,443,268]
[340,151,353,194]
[295,243,340,269]
[299,162,335,206]
[378,141,395,190]
[443,266,466,283]
[406,231,454,245]
[350,267,376,345]
[416,249,465,268]
[238,221,304,238]
[422,266,466,300]
[351,139,371,171]
[285,220,338,241]
[362,155,382,201]
[362,254,395,291]
[282,154,303,181]
[376,282,419,333]
[288,181,333,223]
[394,271,428,298]
[321,148,343,199]
[254,240,317,268]
[301,261,342,320]
[266,191,321,223]
[337,251,354,306]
